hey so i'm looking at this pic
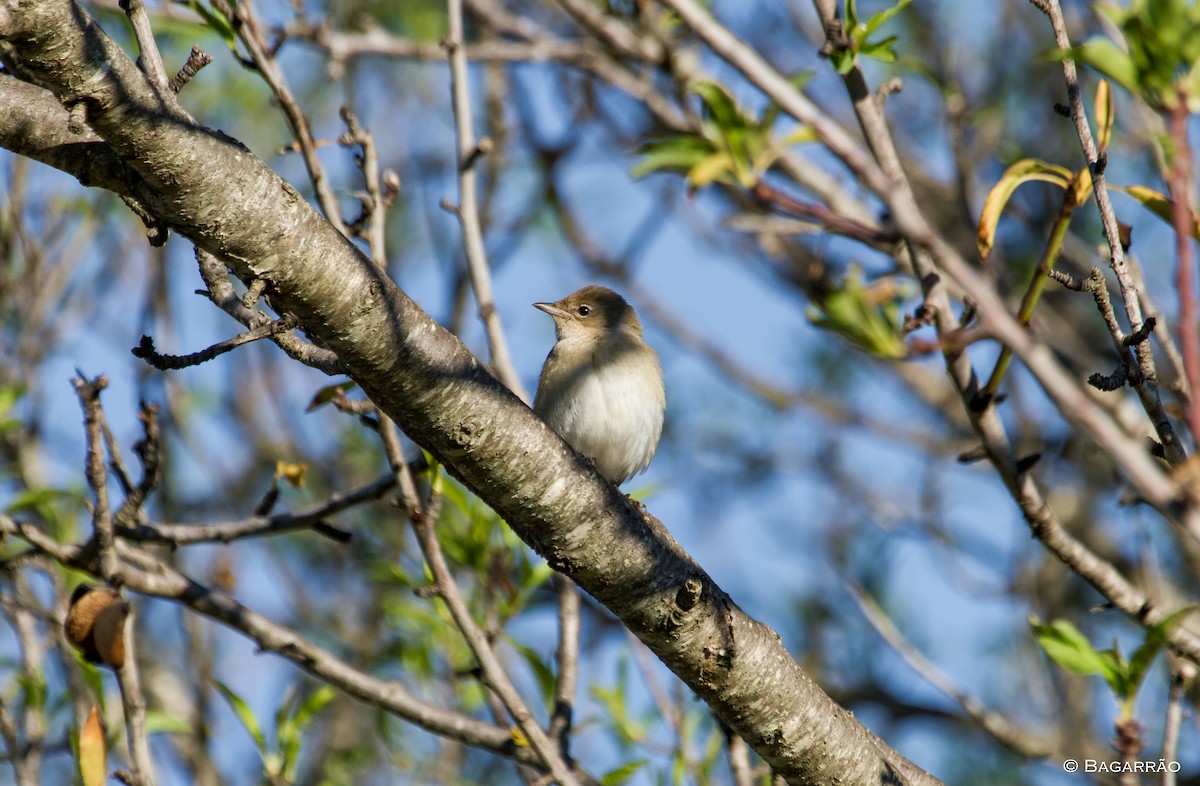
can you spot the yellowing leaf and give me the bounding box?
[1115,185,1200,241]
[79,705,106,786]
[686,151,736,189]
[1095,80,1115,152]
[977,159,1074,260]
[274,461,307,489]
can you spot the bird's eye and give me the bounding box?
[576,305,591,316]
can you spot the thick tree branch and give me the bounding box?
[0,2,937,782]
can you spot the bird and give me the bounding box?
[533,286,665,486]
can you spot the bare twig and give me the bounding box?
[847,583,1057,758]
[0,515,584,776]
[752,180,900,246]
[195,248,343,374]
[233,0,347,233]
[169,46,213,93]
[1031,0,1184,463]
[726,729,753,786]
[409,489,579,785]
[1160,661,1190,786]
[114,603,155,786]
[443,0,527,400]
[339,107,391,270]
[74,376,118,584]
[120,0,169,93]
[120,474,393,546]
[549,573,579,762]
[131,316,298,371]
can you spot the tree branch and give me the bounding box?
[0,2,940,782]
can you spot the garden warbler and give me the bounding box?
[533,286,665,485]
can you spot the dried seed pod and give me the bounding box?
[64,586,120,665]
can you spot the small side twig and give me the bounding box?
[751,180,899,246]
[233,0,347,233]
[131,315,298,371]
[73,376,118,585]
[1033,0,1184,463]
[339,107,393,270]
[169,46,213,93]
[195,248,343,374]
[120,474,391,546]
[113,402,162,527]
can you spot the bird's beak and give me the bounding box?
[533,301,570,319]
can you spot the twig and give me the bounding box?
[1161,661,1189,786]
[1166,92,1200,443]
[119,0,170,94]
[194,249,343,374]
[1032,0,1184,463]
[726,728,753,786]
[752,180,900,246]
[120,474,393,546]
[169,46,213,93]
[339,107,392,270]
[114,603,156,786]
[0,515,584,775]
[233,0,347,234]
[410,490,579,785]
[131,315,298,371]
[443,0,527,401]
[114,403,162,527]
[847,583,1057,758]
[548,573,579,762]
[73,376,119,584]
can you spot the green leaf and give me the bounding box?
[807,270,909,359]
[632,136,717,179]
[600,760,648,786]
[143,709,194,735]
[861,0,913,40]
[1126,607,1195,696]
[186,0,238,51]
[214,680,268,753]
[1031,618,1124,693]
[687,151,737,189]
[831,48,855,76]
[693,82,744,133]
[1064,39,1140,96]
[5,487,74,514]
[508,640,557,709]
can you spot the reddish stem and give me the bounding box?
[1167,94,1200,445]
